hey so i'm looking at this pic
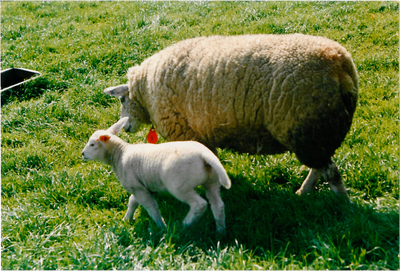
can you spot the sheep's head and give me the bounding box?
[104,84,146,133]
[82,117,129,163]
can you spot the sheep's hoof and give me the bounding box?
[123,216,134,222]
[333,190,351,201]
[216,228,227,238]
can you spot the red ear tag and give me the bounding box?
[146,126,158,144]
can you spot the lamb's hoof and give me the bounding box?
[161,225,168,231]
[295,189,305,196]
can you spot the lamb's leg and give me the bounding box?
[204,183,226,235]
[182,193,208,228]
[132,188,167,229]
[123,194,139,221]
[296,168,321,196]
[321,160,349,199]
[169,188,208,228]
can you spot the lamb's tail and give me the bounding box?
[201,152,231,189]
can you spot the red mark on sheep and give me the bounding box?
[147,127,158,144]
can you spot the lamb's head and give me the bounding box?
[82,117,129,162]
[104,84,147,133]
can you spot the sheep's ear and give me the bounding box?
[98,135,111,142]
[104,84,129,97]
[107,117,129,135]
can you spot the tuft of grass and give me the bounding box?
[2,1,398,270]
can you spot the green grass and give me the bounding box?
[1,1,399,270]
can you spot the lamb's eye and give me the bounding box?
[90,143,95,147]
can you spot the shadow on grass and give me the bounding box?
[118,171,398,267]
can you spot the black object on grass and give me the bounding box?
[1,68,41,92]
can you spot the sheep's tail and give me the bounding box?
[339,52,359,119]
[201,152,231,189]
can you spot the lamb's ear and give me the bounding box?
[98,135,111,142]
[107,117,129,135]
[104,84,129,97]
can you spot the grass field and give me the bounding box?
[1,1,399,270]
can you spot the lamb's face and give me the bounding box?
[82,131,109,161]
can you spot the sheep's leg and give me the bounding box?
[123,194,139,221]
[132,188,167,229]
[204,183,226,235]
[296,168,321,196]
[321,160,349,199]
[296,161,349,199]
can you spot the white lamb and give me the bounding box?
[81,117,231,235]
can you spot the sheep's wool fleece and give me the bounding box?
[128,34,358,169]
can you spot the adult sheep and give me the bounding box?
[104,34,358,198]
